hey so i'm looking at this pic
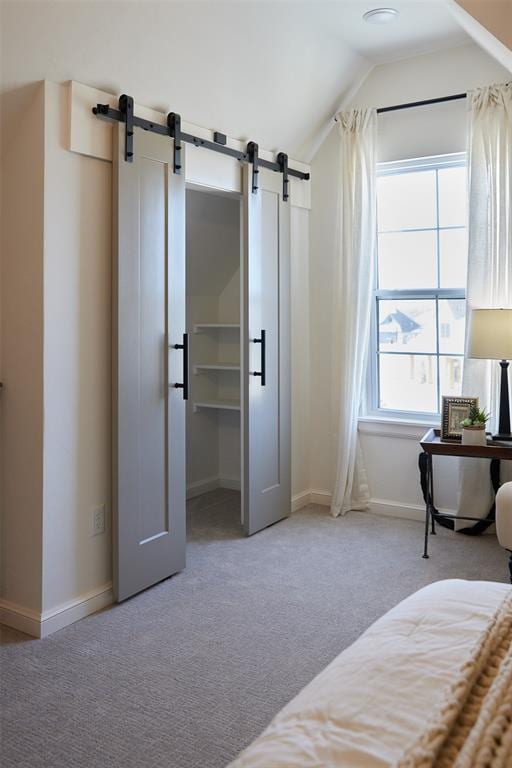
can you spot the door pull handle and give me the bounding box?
[171,333,189,400]
[252,330,266,386]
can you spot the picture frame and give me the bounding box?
[441,396,479,441]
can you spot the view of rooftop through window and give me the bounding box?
[373,156,468,416]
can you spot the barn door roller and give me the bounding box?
[93,94,309,201]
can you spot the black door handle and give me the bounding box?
[172,332,189,400]
[252,330,266,386]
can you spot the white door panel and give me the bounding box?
[243,168,291,535]
[114,126,186,601]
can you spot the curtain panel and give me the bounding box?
[330,108,377,517]
[459,82,512,524]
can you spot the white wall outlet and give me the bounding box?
[92,505,105,536]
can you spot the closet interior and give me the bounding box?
[186,187,243,533]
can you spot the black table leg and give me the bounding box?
[508,552,512,584]
[430,454,436,535]
[423,453,432,559]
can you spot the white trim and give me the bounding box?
[0,600,41,638]
[218,476,241,491]
[358,418,432,441]
[186,476,221,499]
[368,498,456,523]
[0,583,113,639]
[445,0,512,74]
[292,490,311,512]
[186,475,241,499]
[310,489,332,506]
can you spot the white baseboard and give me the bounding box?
[0,582,113,639]
[0,600,41,638]
[291,489,332,511]
[310,489,332,506]
[291,490,311,511]
[219,476,241,491]
[187,475,241,499]
[368,498,457,523]
[186,476,221,499]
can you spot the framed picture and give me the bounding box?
[441,396,479,441]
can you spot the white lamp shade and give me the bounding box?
[467,308,512,360]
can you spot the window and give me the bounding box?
[367,154,468,420]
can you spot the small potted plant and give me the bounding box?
[460,405,490,446]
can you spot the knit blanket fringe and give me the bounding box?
[396,592,512,768]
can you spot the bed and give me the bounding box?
[228,579,512,767]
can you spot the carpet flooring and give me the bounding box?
[1,490,510,768]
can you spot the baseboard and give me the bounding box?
[219,476,241,491]
[187,475,241,499]
[368,498,457,523]
[0,582,113,639]
[310,489,332,506]
[292,490,311,511]
[187,476,220,499]
[0,600,41,638]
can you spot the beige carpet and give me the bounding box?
[1,491,510,768]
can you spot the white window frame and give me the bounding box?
[364,152,467,424]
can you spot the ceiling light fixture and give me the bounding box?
[363,7,400,24]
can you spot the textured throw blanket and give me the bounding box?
[398,593,512,768]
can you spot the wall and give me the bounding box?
[454,0,512,52]
[308,43,511,518]
[0,77,311,636]
[42,81,113,618]
[0,83,45,628]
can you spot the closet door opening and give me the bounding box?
[185,187,244,540]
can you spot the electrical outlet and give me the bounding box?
[92,505,105,536]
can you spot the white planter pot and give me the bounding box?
[461,426,487,446]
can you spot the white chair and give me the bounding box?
[496,481,512,582]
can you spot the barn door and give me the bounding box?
[242,167,291,535]
[113,125,186,601]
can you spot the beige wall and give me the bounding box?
[42,81,112,612]
[1,77,311,633]
[0,83,45,613]
[308,43,510,513]
[456,0,512,51]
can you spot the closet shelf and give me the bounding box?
[193,363,240,373]
[193,323,240,333]
[193,399,241,413]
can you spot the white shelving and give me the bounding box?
[193,363,240,374]
[193,323,240,333]
[193,399,241,413]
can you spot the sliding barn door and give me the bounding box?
[113,126,186,601]
[242,167,291,535]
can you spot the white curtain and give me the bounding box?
[458,82,512,523]
[330,108,377,518]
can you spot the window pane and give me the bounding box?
[377,171,436,231]
[438,299,466,354]
[378,300,436,353]
[438,167,467,227]
[378,231,437,289]
[440,356,464,399]
[439,229,468,289]
[379,354,438,413]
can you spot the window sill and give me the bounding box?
[358,415,440,440]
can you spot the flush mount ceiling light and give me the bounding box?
[363,7,400,24]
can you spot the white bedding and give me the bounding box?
[228,579,512,768]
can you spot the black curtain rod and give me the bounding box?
[333,91,467,122]
[377,92,467,114]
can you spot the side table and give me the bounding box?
[419,428,512,559]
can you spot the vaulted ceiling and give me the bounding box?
[0,0,481,161]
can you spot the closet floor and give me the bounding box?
[187,488,243,541]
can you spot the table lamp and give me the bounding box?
[467,308,512,441]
